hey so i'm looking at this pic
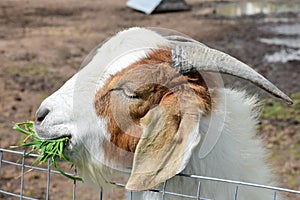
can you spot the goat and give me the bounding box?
[34,27,292,200]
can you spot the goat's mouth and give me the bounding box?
[48,134,72,141]
[41,134,74,157]
[52,135,73,149]
[35,131,72,142]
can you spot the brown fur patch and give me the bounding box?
[94,48,213,165]
[138,93,181,153]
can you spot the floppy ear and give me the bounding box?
[126,90,203,191]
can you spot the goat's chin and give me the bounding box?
[75,155,130,191]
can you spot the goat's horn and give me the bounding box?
[171,42,293,104]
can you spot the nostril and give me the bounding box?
[35,107,50,123]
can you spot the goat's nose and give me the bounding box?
[35,107,50,124]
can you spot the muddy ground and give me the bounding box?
[0,0,299,199]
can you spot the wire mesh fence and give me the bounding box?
[1,148,300,200]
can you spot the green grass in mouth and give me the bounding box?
[11,121,83,181]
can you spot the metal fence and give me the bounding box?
[1,148,300,200]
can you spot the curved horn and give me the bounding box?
[171,42,293,104]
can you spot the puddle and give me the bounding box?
[258,17,300,63]
[269,24,300,36]
[260,35,300,63]
[260,37,300,49]
[264,49,300,63]
[214,2,300,63]
[216,2,300,17]
[262,17,295,23]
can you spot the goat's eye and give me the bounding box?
[123,87,139,99]
[112,87,139,99]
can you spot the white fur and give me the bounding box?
[35,27,280,200]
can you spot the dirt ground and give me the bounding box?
[0,0,299,199]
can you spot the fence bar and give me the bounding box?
[99,187,103,200]
[1,159,74,176]
[0,159,73,176]
[0,148,39,157]
[158,190,204,199]
[273,192,277,200]
[72,168,78,200]
[196,181,201,200]
[234,186,238,200]
[162,180,167,200]
[179,174,300,195]
[72,179,76,200]
[46,159,51,200]
[0,150,3,176]
[0,189,38,200]
[1,148,300,200]
[130,191,133,200]
[20,151,26,200]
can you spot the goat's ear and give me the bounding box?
[126,91,202,191]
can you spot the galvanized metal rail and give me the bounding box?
[0,148,299,200]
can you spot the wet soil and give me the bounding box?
[0,0,299,199]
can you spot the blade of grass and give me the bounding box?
[12,121,82,182]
